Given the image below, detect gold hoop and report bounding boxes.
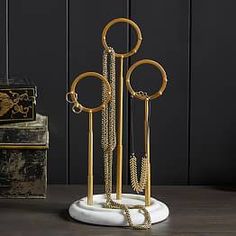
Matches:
[102,18,142,58]
[70,72,111,113]
[126,59,168,100]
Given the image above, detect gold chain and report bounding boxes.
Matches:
[130,154,148,193]
[129,91,149,194]
[102,48,151,230]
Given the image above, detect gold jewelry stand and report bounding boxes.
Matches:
[126,59,168,206]
[102,18,142,199]
[67,19,169,229]
[66,72,111,205]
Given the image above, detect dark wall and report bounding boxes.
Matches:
[7,0,67,184]
[0,0,235,185]
[69,0,129,184]
[190,0,236,184]
[0,0,5,77]
[130,0,189,184]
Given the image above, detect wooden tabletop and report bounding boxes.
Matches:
[0,185,235,235]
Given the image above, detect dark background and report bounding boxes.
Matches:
[0,0,235,185]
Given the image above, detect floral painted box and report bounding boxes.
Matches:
[0,78,37,123]
[0,114,48,198]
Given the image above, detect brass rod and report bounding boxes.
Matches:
[144,98,151,206]
[87,111,93,205]
[116,56,124,200]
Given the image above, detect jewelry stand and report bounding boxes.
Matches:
[67,18,169,229]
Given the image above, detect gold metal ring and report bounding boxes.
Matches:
[70,72,111,113]
[66,91,78,103]
[126,59,168,100]
[72,103,83,114]
[102,18,142,58]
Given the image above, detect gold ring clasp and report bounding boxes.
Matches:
[126,59,168,101]
[102,18,142,58]
[69,72,111,113]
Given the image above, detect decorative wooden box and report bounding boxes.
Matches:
[0,78,37,123]
[0,114,48,198]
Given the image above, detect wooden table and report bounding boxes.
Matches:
[0,185,235,235]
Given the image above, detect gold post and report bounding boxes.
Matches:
[144,98,151,206]
[126,59,168,206]
[68,72,112,205]
[87,110,93,205]
[116,56,124,200]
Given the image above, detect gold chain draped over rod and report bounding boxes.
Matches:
[102,47,151,230]
[126,59,168,206]
[102,18,142,200]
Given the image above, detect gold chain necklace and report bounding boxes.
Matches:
[130,92,149,193]
[102,48,151,230]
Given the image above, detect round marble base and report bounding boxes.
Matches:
[69,193,169,226]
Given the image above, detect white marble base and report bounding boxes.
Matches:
[69,193,169,226]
